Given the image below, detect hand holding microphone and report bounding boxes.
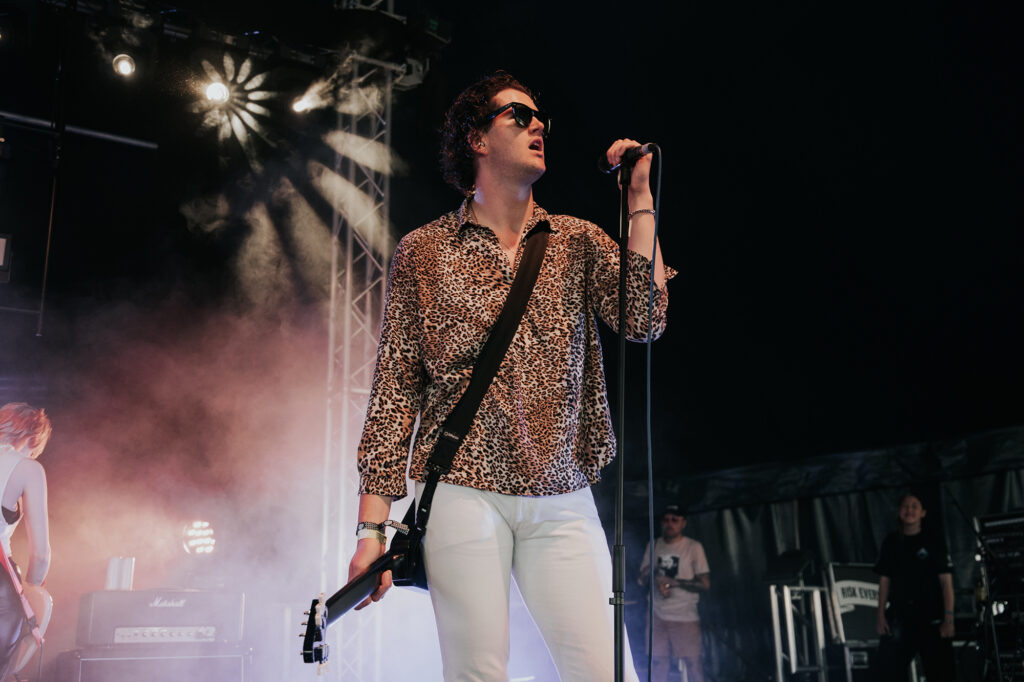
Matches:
[597,138,666,289]
[598,141,657,174]
[600,139,658,197]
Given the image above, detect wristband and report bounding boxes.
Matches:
[356,528,386,544]
[356,521,385,533]
[356,519,411,535]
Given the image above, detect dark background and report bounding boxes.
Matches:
[0,1,1022,679]
[2,0,1021,474]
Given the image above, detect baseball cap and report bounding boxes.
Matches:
[661,503,687,519]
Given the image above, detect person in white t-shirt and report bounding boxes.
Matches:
[639,504,710,682]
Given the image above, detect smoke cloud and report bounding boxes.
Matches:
[1,44,556,680]
[8,298,330,679]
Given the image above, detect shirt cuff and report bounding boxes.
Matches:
[626,250,676,290]
[625,251,670,325]
[358,457,410,499]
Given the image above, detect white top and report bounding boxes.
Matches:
[0,450,26,558]
[639,535,710,622]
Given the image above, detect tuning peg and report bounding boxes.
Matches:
[303,610,310,615]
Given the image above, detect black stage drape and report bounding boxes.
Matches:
[614,426,1024,680]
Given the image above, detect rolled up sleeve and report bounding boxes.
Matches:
[587,224,676,341]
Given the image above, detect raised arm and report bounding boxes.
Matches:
[588,140,674,341]
[605,138,666,288]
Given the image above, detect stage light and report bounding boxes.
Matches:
[205,82,230,104]
[193,54,278,170]
[112,54,135,77]
[182,520,216,555]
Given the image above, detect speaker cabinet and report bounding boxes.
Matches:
[57,644,251,682]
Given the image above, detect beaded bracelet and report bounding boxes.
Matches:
[628,208,656,221]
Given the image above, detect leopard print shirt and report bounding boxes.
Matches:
[357,201,675,498]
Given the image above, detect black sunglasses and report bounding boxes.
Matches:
[482,102,552,137]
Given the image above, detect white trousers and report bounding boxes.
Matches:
[417,482,639,682]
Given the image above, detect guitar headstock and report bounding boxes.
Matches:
[300,594,329,668]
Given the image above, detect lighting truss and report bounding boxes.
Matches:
[320,57,401,682]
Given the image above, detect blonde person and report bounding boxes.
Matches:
[0,402,51,678]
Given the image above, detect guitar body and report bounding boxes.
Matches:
[11,583,52,673]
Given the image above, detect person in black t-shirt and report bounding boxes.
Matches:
[872,491,955,682]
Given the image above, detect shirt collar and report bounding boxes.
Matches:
[456,198,557,235]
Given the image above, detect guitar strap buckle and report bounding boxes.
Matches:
[382,519,410,536]
[425,460,450,476]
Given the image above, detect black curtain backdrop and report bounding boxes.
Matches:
[614,426,1024,680]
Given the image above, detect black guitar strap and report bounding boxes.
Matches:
[407,220,550,535]
[303,226,551,650]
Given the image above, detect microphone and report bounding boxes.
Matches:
[597,142,657,174]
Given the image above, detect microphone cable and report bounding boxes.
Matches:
[642,145,664,682]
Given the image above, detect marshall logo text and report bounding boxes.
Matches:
[148,597,187,608]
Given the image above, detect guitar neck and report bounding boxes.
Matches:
[302,550,411,664]
[322,552,402,627]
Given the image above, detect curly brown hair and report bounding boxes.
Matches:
[439,71,537,195]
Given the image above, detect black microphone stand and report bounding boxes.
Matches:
[607,144,662,682]
[612,162,633,682]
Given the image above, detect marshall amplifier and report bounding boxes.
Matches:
[57,643,251,682]
[76,590,245,646]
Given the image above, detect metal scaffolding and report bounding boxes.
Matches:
[320,60,399,681]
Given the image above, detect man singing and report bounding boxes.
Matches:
[347,71,673,681]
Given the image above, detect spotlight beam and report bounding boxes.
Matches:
[308,160,395,259]
[323,130,406,176]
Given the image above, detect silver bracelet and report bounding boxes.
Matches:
[628,208,656,221]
